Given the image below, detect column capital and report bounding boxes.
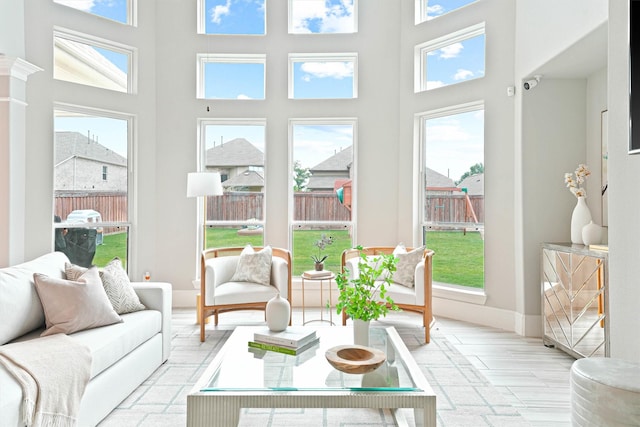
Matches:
[0,55,43,81]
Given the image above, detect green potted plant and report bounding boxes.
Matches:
[335,246,399,345]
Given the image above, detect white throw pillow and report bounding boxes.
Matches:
[393,246,424,288]
[230,245,273,286]
[33,266,122,336]
[99,258,146,314]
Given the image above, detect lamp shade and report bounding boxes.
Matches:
[187,172,223,197]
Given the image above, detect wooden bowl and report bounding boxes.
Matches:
[325,345,387,374]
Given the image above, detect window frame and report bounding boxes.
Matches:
[53,103,135,268]
[414,0,478,25]
[414,22,485,93]
[288,0,358,34]
[196,53,267,100]
[53,27,137,94]
[197,0,267,35]
[288,53,358,99]
[53,0,136,26]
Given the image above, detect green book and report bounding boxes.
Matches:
[248,338,320,356]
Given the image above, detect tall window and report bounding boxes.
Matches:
[420,102,484,289]
[53,106,131,268]
[289,54,357,99]
[199,0,266,35]
[289,0,357,34]
[53,0,133,25]
[54,30,134,93]
[290,120,355,275]
[197,54,266,99]
[200,120,266,249]
[415,23,485,91]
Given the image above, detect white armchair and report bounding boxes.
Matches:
[199,246,292,342]
[340,246,435,343]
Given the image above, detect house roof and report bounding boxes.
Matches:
[55,131,127,166]
[458,173,484,195]
[222,170,264,188]
[307,176,342,191]
[426,168,456,188]
[310,146,352,172]
[206,138,264,167]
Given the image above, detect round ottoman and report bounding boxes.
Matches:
[571,357,640,426]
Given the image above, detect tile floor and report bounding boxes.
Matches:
[102,308,577,426]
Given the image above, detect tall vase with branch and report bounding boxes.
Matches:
[565,164,592,244]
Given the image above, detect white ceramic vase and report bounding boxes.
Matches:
[571,197,592,244]
[266,293,290,332]
[582,221,603,246]
[353,318,370,346]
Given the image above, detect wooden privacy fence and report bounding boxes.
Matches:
[425,194,484,224]
[56,192,480,224]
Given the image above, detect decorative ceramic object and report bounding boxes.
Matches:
[314,261,324,271]
[582,221,603,246]
[353,318,370,346]
[325,344,386,374]
[571,197,592,244]
[266,293,290,332]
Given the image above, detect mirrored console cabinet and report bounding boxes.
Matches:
[541,243,609,358]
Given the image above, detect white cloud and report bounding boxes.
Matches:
[300,61,353,80]
[426,4,444,19]
[454,69,474,80]
[211,0,232,24]
[54,0,96,11]
[236,94,252,99]
[426,80,445,90]
[292,0,354,33]
[439,43,464,59]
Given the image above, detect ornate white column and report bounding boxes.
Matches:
[0,55,42,266]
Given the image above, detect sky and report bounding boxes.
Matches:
[53,0,484,180]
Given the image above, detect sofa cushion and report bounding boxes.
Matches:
[34,267,122,336]
[0,252,68,346]
[393,246,424,288]
[230,245,272,286]
[66,258,146,315]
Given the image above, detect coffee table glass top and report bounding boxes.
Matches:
[201,326,422,392]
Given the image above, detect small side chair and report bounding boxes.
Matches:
[340,246,435,343]
[199,246,292,342]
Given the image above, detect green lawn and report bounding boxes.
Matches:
[94,229,485,289]
[426,231,484,288]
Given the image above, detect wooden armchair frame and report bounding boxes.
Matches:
[199,246,292,342]
[340,246,435,343]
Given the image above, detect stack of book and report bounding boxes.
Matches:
[302,270,333,279]
[248,327,319,356]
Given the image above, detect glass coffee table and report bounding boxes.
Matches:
[187,326,436,426]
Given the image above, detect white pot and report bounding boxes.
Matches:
[353,318,370,346]
[571,197,592,244]
[582,221,603,246]
[266,293,290,332]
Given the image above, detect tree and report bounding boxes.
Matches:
[293,161,311,191]
[456,163,484,185]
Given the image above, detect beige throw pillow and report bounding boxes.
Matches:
[230,245,272,286]
[34,267,122,336]
[393,246,424,288]
[66,258,146,314]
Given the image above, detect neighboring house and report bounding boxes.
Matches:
[425,168,456,193]
[307,146,353,192]
[54,131,127,192]
[205,138,265,190]
[457,173,484,196]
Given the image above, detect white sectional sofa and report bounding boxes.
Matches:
[0,252,172,426]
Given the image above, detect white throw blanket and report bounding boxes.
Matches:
[0,333,92,427]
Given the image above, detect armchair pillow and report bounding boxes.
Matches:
[33,266,122,336]
[392,246,424,288]
[229,245,273,286]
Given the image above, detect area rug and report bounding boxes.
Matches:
[99,313,530,426]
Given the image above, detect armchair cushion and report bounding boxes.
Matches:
[393,246,425,288]
[230,245,272,286]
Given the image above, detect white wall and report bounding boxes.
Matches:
[0,0,25,57]
[608,1,640,361]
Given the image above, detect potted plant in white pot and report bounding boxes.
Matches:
[335,246,399,345]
